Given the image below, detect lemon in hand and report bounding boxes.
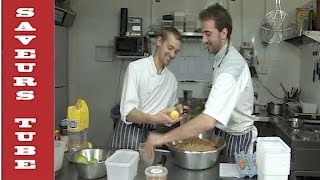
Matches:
[170,109,180,120]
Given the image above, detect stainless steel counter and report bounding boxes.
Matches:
[55,150,256,180]
[270,115,320,179]
[270,115,320,144]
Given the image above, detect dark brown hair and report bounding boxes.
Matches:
[199,3,232,39]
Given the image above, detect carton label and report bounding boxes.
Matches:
[69,120,78,129]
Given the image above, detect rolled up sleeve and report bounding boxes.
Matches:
[120,64,139,124]
[203,73,240,126]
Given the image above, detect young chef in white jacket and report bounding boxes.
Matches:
[145,3,257,161]
[111,27,187,150]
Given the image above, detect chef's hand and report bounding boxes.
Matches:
[150,108,181,124]
[175,104,190,116]
[144,132,164,158]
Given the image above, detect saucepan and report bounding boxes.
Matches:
[267,102,283,115]
[289,118,304,129]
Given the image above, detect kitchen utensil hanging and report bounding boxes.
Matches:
[259,0,294,44]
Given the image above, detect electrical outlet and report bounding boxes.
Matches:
[95,45,113,62]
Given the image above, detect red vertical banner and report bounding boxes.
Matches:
[2,0,54,179]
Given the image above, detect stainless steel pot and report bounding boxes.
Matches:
[165,133,226,170]
[290,118,304,129]
[267,102,283,115]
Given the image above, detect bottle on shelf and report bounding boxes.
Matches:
[317,0,320,30]
[308,6,316,30]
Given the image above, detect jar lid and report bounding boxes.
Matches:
[145,166,168,177]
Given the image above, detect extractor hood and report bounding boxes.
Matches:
[285,31,320,45]
[55,2,76,27]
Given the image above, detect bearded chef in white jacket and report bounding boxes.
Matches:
[145,3,257,162]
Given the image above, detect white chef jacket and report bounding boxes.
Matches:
[203,43,254,134]
[120,55,178,124]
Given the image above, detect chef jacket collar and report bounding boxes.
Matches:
[149,55,167,75]
[214,43,229,65]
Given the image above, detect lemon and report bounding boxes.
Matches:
[88,142,93,148]
[89,158,98,163]
[75,155,88,163]
[170,109,180,120]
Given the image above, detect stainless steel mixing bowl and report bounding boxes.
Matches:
[70,148,113,179]
[166,133,226,170]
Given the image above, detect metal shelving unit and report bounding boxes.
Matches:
[115,55,149,60]
[147,31,202,38]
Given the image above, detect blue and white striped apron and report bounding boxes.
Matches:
[215,128,252,162]
[111,120,155,150]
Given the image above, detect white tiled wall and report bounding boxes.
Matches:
[67,0,316,147]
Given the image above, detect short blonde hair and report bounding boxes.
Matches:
[158,27,182,42]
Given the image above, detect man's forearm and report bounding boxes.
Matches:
[126,108,153,124]
[160,113,216,144]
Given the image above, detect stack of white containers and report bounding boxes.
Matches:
[256,137,291,180]
[184,15,196,32]
[174,12,184,33]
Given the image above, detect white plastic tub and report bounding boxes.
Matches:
[105,149,139,180]
[256,137,291,175]
[302,103,317,114]
[256,148,290,175]
[256,137,291,153]
[257,167,288,180]
[54,140,66,171]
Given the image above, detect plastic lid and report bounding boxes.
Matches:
[105,149,139,167]
[145,166,168,177]
[257,137,291,153]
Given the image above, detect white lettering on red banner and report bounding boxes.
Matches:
[13,7,37,170]
[15,160,36,169]
[3,0,54,178]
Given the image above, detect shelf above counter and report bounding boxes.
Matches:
[114,55,149,60]
[147,31,202,38]
[284,30,320,45]
[302,31,320,42]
